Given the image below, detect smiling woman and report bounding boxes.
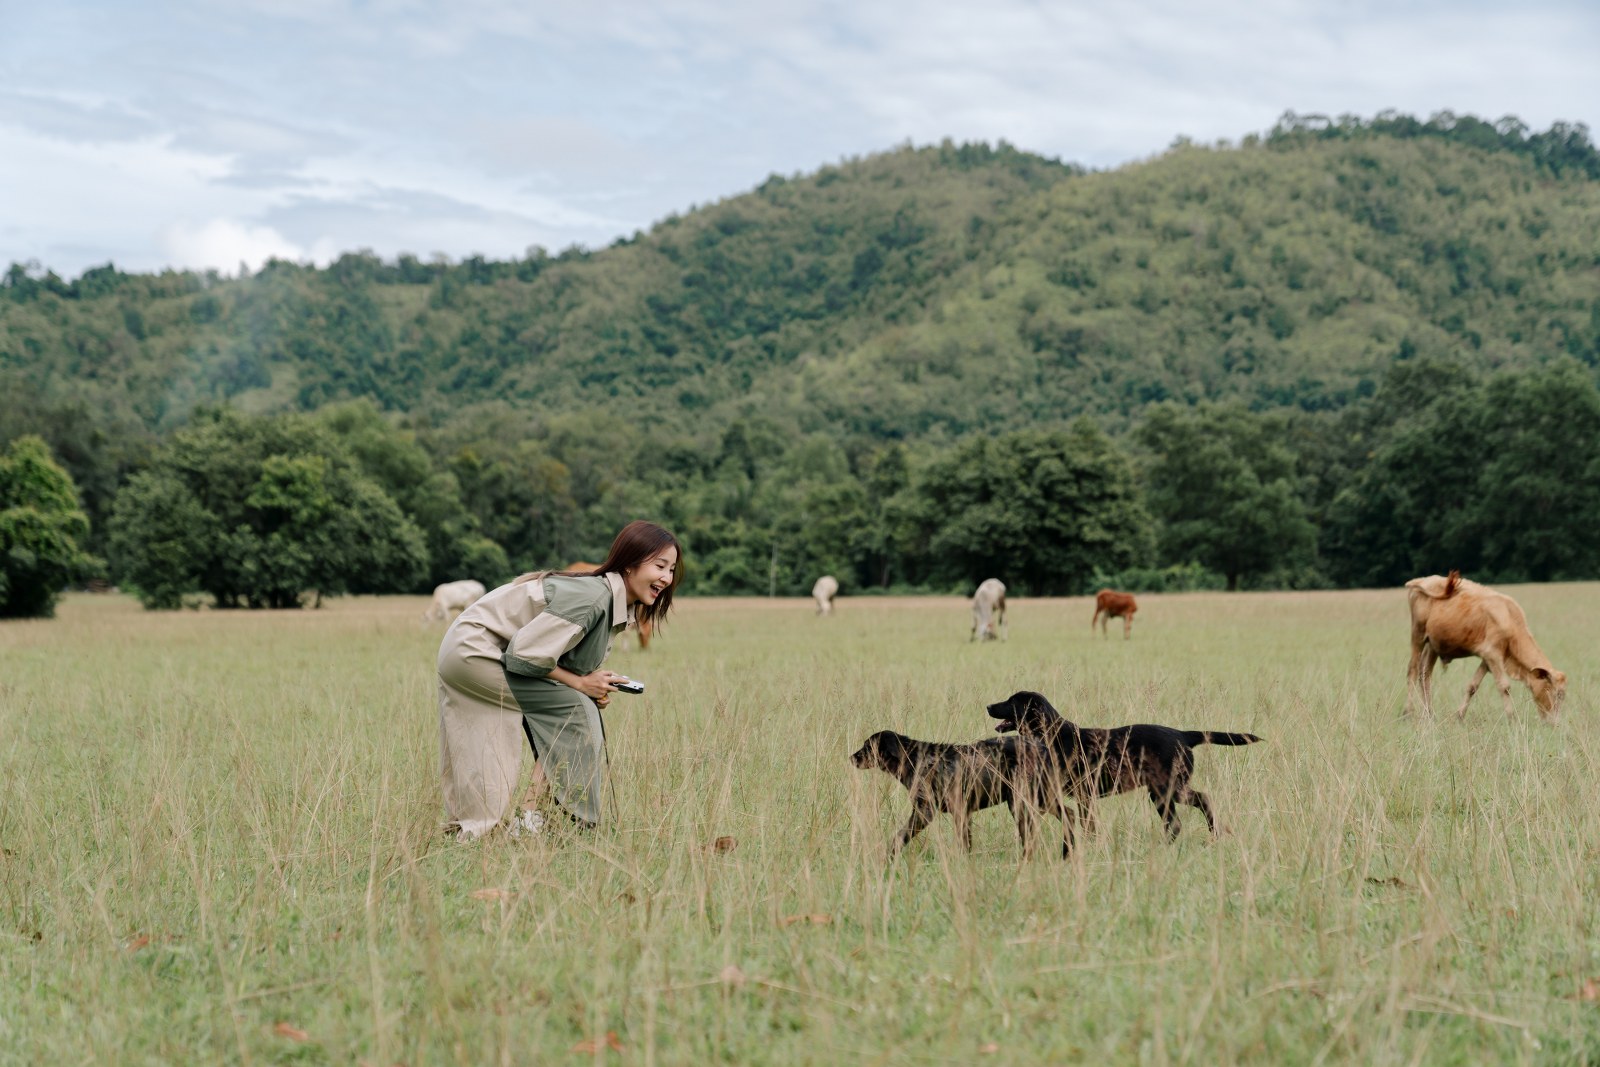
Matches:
[434,519,681,837]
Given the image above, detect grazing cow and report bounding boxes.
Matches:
[970,578,1008,642]
[568,561,652,650]
[1405,571,1566,721]
[423,579,486,624]
[1092,589,1138,639]
[813,575,839,616]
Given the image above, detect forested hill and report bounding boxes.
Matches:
[4,112,1600,598]
[6,113,1599,442]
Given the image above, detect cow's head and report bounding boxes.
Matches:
[1531,667,1567,718]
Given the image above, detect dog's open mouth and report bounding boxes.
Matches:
[993,718,1016,733]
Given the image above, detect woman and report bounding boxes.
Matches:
[436,520,681,837]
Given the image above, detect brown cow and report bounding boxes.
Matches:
[567,561,652,650]
[1092,590,1137,639]
[1405,571,1565,721]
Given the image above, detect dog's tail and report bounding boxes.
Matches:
[1181,731,1263,747]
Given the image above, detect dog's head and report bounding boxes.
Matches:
[986,690,1063,734]
[850,730,912,774]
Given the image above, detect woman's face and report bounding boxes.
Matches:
[623,544,678,607]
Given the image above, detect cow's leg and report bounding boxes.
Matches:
[1405,634,1429,715]
[1416,646,1439,716]
[1122,614,1132,640]
[1454,660,1490,720]
[1489,660,1515,718]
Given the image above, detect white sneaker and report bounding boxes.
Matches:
[508,809,546,838]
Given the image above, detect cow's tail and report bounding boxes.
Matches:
[1182,731,1262,747]
[1404,570,1463,600]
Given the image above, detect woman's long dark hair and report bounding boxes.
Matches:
[523,520,682,628]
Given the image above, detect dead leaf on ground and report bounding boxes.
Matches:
[571,1031,624,1053]
[470,887,511,901]
[1573,978,1600,1002]
[978,1043,1000,1055]
[719,964,747,986]
[779,913,832,927]
[708,836,737,854]
[124,934,151,952]
[273,1022,310,1041]
[1364,876,1412,889]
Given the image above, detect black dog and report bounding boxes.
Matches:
[985,690,1261,842]
[850,730,1073,859]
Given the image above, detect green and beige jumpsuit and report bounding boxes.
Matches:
[436,572,631,836]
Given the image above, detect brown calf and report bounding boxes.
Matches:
[1405,571,1565,721]
[1092,589,1137,639]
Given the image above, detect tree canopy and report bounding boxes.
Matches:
[0,436,96,617]
[4,112,1600,603]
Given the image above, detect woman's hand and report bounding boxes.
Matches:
[569,670,622,702]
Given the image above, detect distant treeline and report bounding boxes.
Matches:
[3,112,1599,611]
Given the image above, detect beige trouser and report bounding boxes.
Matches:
[437,621,527,838]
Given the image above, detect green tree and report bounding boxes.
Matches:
[1136,403,1315,590]
[904,424,1153,595]
[0,436,96,617]
[107,409,427,609]
[1324,359,1600,585]
[316,401,509,587]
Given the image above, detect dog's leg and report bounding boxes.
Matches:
[1178,786,1217,836]
[891,805,935,858]
[1009,800,1037,860]
[1076,795,1098,837]
[1148,787,1182,840]
[953,808,974,852]
[1050,795,1076,858]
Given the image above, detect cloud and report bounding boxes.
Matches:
[5,0,1598,278]
[0,90,162,144]
[160,218,307,273]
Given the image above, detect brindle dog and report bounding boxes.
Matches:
[985,690,1261,842]
[850,730,1073,859]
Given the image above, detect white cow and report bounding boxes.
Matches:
[812,575,839,616]
[423,579,486,624]
[970,578,1008,641]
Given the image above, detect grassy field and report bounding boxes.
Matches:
[1,587,1597,1065]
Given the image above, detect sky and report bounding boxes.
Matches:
[3,0,1597,280]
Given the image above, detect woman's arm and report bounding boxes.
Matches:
[549,666,622,702]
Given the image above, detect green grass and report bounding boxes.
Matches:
[2,588,1597,1065]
